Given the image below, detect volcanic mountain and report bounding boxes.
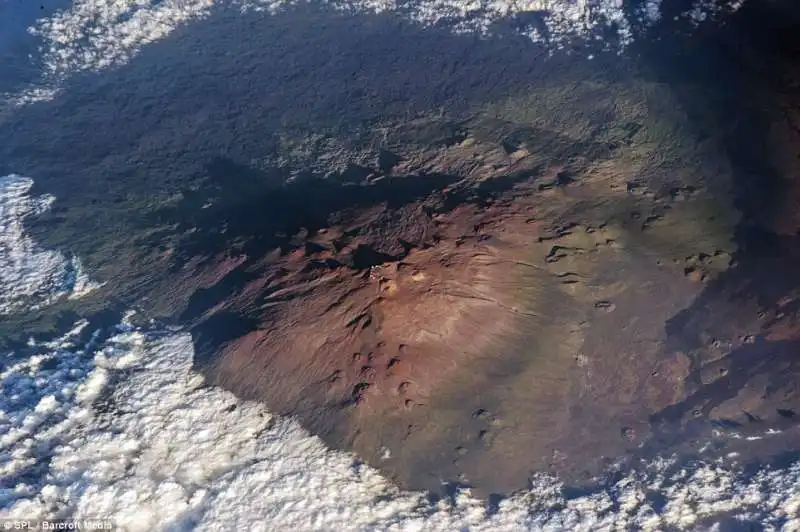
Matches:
[2,0,799,499]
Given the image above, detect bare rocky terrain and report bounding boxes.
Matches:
[2,0,799,498]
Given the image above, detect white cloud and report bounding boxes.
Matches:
[1,313,799,531]
[0,175,98,315]
[6,0,750,105]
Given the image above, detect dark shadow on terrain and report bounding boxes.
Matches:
[160,158,461,257]
[191,311,260,367]
[170,158,465,325]
[160,154,544,259]
[0,2,628,284]
[637,0,800,455]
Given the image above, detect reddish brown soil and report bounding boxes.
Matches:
[157,133,751,494]
[118,3,800,495]
[169,102,800,497]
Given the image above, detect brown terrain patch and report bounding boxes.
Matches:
[178,25,800,491]
[169,130,752,494]
[640,1,800,467]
